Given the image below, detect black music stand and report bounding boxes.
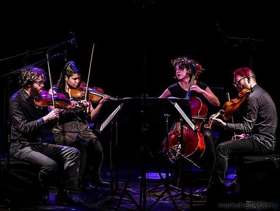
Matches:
[116,97,195,211]
[147,98,201,210]
[146,98,203,211]
[94,101,136,206]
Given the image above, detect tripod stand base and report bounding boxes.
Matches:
[97,188,137,206]
[97,195,131,206]
[149,184,181,197]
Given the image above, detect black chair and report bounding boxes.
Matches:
[236,153,280,201]
[0,157,44,208]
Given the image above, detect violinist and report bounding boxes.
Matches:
[9,66,84,205]
[48,61,110,192]
[203,67,278,208]
[159,56,220,186]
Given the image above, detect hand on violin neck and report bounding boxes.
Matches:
[99,95,110,105]
[211,117,226,128]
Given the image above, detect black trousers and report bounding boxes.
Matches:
[54,126,104,181]
[9,141,80,190]
[212,137,273,187]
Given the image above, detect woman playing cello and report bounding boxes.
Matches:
[159,56,220,184]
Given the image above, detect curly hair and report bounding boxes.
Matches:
[171,56,201,74]
[19,66,46,88]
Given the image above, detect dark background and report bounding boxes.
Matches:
[1,1,279,159]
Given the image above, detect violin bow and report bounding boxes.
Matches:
[46,51,56,108]
[226,92,236,139]
[84,43,95,101]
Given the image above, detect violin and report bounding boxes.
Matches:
[34,90,71,109]
[69,82,118,102]
[204,88,251,128]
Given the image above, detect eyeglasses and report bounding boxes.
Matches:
[34,81,45,86]
[233,76,247,86]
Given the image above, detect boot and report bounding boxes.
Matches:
[39,181,50,205]
[79,177,97,193]
[91,173,110,188]
[56,189,84,206]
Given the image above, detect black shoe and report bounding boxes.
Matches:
[40,194,51,206]
[82,182,98,193]
[56,190,84,206]
[92,177,110,188]
[39,185,50,205]
[78,177,97,193]
[226,179,237,193]
[193,187,208,198]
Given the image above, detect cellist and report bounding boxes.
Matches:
[159,56,220,186]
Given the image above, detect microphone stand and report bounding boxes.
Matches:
[0,54,62,79]
[216,22,264,69]
[0,39,71,63]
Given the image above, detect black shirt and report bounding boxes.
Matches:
[226,84,278,151]
[168,81,207,101]
[9,88,46,143]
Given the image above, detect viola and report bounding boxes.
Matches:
[34,90,71,109]
[69,82,118,102]
[204,88,251,128]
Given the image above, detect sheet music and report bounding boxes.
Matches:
[99,103,123,132]
[170,101,197,131]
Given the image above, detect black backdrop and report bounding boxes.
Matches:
[1,1,279,157]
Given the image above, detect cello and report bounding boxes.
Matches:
[163,63,207,162]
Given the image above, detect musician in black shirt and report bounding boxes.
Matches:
[205,67,278,207]
[9,66,83,205]
[159,56,220,185]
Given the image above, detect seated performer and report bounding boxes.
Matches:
[203,67,278,208]
[9,66,84,205]
[159,56,220,187]
[49,61,110,192]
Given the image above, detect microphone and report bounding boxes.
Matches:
[69,32,78,48]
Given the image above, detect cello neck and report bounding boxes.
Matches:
[186,75,196,100]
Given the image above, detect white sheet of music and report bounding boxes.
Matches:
[99,103,123,132]
[172,101,196,131]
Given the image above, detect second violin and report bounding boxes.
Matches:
[69,82,118,102]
